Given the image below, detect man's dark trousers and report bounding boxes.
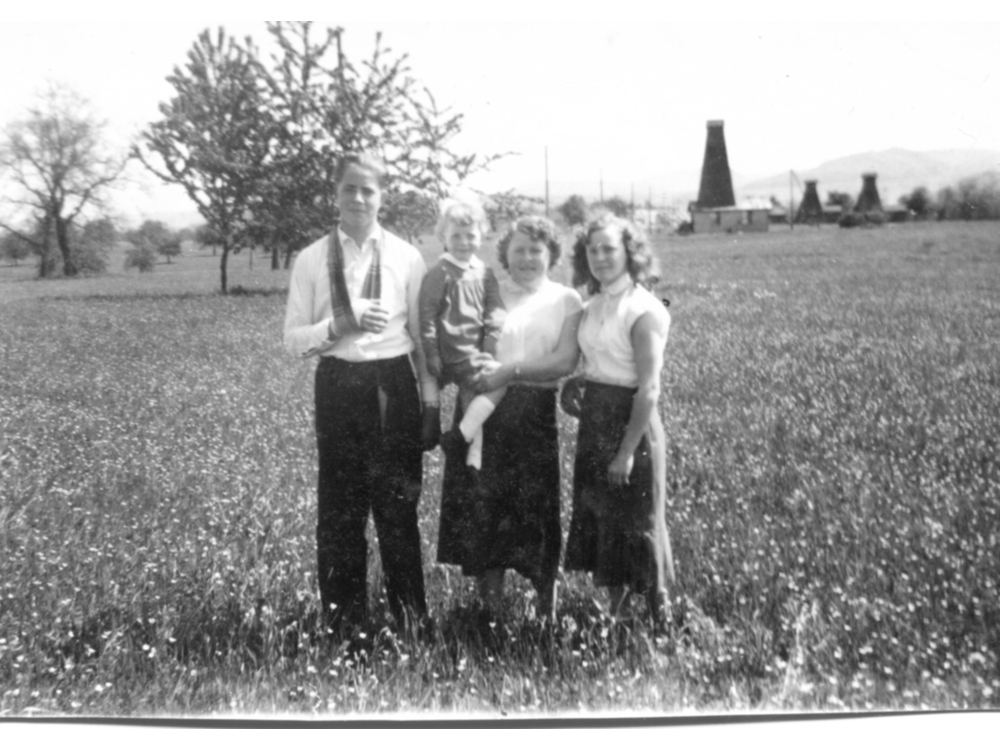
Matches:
[314,353,427,631]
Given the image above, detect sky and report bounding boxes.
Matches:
[2,1,999,227]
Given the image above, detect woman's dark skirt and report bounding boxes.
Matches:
[437,385,561,589]
[565,380,673,593]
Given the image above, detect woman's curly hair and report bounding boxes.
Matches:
[496,215,563,270]
[571,213,660,295]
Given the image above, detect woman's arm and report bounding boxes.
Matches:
[607,311,666,486]
[473,309,583,392]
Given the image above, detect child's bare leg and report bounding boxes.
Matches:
[459,386,507,469]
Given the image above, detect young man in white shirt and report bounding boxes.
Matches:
[284,152,439,637]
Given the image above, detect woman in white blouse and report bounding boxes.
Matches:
[564,214,675,628]
[436,216,583,622]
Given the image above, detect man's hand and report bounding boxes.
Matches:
[359,301,389,334]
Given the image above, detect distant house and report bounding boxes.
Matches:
[822,204,844,223]
[883,204,912,223]
[691,204,771,233]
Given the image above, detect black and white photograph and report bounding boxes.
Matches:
[1,1,999,732]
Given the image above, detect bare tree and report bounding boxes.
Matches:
[0,84,128,277]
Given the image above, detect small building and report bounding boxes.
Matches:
[691,205,771,233]
[769,207,788,225]
[884,204,912,223]
[821,204,844,223]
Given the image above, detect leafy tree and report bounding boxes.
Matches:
[557,194,588,227]
[81,217,118,249]
[139,23,503,286]
[250,22,503,270]
[827,191,853,211]
[484,190,544,232]
[72,217,117,274]
[194,222,223,251]
[900,186,933,219]
[0,230,32,265]
[124,243,157,273]
[176,226,197,243]
[136,28,272,293]
[127,220,181,264]
[592,196,630,218]
[0,84,128,277]
[380,189,438,243]
[938,174,1000,220]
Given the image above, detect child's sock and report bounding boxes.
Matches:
[458,396,495,441]
[459,396,495,471]
[466,427,484,469]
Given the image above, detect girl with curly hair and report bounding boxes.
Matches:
[565,213,675,627]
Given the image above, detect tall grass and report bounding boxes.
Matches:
[1,224,998,716]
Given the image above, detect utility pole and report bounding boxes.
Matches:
[648,186,653,232]
[789,170,794,230]
[544,146,550,217]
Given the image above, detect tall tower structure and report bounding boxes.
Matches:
[854,173,883,213]
[696,120,736,209]
[795,180,823,224]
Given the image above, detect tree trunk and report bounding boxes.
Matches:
[220,244,230,294]
[38,216,56,279]
[271,244,280,271]
[56,217,77,277]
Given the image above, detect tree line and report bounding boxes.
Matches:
[898,173,1000,221]
[1,23,502,291]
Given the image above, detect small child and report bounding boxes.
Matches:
[418,194,506,469]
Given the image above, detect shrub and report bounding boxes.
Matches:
[838,212,863,228]
[124,242,157,272]
[73,241,109,275]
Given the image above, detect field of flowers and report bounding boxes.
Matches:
[1,221,998,717]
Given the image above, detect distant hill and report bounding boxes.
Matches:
[741,148,1000,206]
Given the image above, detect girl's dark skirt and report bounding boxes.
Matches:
[565,380,674,593]
[437,385,561,589]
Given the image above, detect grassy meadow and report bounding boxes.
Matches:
[1,221,999,717]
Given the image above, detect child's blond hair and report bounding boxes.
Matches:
[434,190,489,243]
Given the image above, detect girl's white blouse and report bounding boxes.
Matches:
[578,274,671,388]
[495,276,582,387]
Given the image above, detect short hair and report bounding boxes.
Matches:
[496,215,562,270]
[571,213,660,295]
[334,151,389,188]
[434,194,489,243]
